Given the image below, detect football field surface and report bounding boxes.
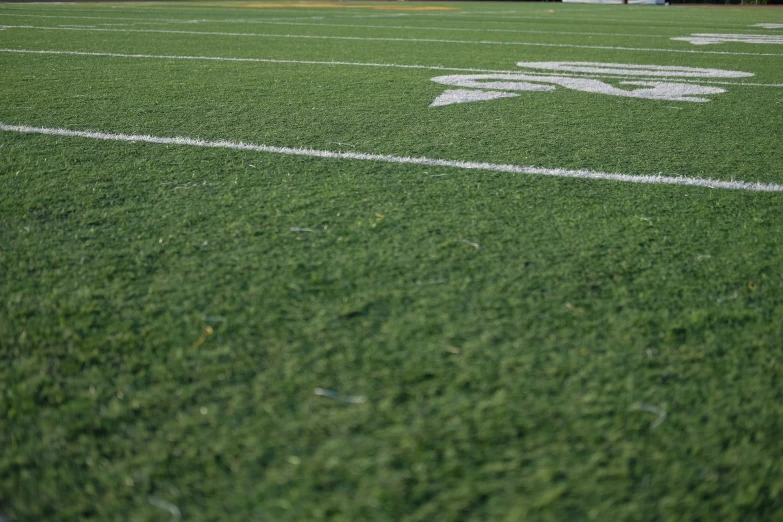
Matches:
[1,1,783,520]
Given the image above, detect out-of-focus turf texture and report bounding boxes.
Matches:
[1,2,783,521]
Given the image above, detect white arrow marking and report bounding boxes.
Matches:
[429,89,519,107]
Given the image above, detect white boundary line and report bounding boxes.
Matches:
[3,24,783,57]
[3,48,782,88]
[1,123,780,193]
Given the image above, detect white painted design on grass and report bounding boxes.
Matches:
[752,23,783,30]
[2,24,783,57]
[514,62,754,79]
[5,48,781,90]
[429,62,750,106]
[673,33,783,46]
[1,123,780,193]
[430,89,520,107]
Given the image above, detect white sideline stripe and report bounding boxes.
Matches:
[1,123,780,193]
[3,24,783,57]
[4,48,783,88]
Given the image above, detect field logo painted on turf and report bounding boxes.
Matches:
[430,62,753,106]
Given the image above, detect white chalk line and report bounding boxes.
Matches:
[1,123,780,193]
[3,24,783,57]
[4,48,782,88]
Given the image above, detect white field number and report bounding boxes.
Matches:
[673,34,783,46]
[430,62,753,106]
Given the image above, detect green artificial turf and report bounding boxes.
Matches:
[1,2,783,521]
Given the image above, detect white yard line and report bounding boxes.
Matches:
[0,5,768,25]
[413,10,766,27]
[398,11,764,28]
[0,12,191,23]
[0,12,358,24]
[3,48,782,88]
[1,123,779,193]
[0,8,774,31]
[0,6,408,20]
[2,24,783,57]
[153,19,675,39]
[0,47,556,74]
[0,12,676,38]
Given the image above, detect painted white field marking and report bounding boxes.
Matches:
[431,74,725,104]
[1,10,770,34]
[409,10,771,29]
[0,11,357,24]
[430,89,520,107]
[1,123,781,193]
[0,12,677,38]
[0,7,412,21]
[0,5,766,27]
[673,34,783,46]
[430,62,754,105]
[515,62,753,79]
[0,12,196,23]
[3,24,783,57]
[0,47,554,75]
[4,48,783,89]
[216,21,654,39]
